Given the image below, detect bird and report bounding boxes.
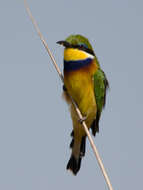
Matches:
[57,34,109,175]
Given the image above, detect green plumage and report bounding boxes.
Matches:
[92,69,109,135]
[94,69,108,114]
[66,34,93,50]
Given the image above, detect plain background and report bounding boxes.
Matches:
[0,0,143,189]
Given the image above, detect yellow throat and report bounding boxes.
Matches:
[64,48,94,62]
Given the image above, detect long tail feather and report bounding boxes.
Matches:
[67,136,86,175]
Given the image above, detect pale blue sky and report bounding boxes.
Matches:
[0,0,143,189]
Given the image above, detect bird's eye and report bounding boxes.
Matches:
[79,43,88,49]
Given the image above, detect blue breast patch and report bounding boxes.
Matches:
[64,58,92,71]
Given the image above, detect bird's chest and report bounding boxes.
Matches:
[64,69,95,112]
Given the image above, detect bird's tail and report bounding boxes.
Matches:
[67,135,86,175]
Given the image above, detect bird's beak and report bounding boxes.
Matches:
[56,40,71,48]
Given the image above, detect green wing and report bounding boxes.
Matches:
[91,69,109,136]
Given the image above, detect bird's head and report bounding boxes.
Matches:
[57,34,95,62]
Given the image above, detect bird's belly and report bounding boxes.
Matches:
[64,71,97,129]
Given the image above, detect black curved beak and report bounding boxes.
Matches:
[56,41,71,48]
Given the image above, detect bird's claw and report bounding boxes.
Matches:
[78,116,87,124]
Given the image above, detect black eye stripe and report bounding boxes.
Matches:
[57,41,95,56]
[69,44,95,56]
[76,45,95,56]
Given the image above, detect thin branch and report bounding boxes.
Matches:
[24,0,64,82]
[24,1,114,190]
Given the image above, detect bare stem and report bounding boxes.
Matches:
[24,1,114,190]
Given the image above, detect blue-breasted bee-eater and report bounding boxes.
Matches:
[57,34,109,175]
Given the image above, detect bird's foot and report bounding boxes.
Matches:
[78,116,87,124]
